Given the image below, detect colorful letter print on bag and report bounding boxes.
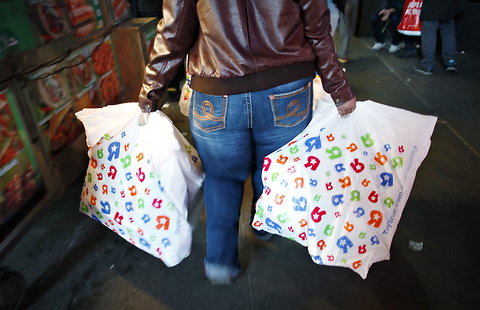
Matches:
[76,102,204,267]
[252,100,437,279]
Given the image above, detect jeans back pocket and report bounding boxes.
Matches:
[192,91,228,132]
[269,81,311,127]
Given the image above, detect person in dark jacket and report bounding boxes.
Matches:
[414,0,467,74]
[370,0,405,53]
[139,0,356,285]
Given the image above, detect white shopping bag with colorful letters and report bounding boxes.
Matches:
[179,73,192,116]
[76,102,204,267]
[252,100,437,279]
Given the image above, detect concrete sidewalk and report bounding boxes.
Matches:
[2,36,480,310]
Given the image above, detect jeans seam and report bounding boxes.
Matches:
[245,93,252,129]
[223,95,229,128]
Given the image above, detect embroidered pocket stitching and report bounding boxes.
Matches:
[192,95,227,132]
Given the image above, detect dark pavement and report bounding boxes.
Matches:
[2,36,480,310]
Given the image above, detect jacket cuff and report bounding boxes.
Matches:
[138,86,166,112]
[138,95,153,112]
[331,82,355,106]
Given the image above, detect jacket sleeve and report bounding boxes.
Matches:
[138,0,199,111]
[298,0,355,106]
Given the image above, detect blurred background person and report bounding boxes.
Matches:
[370,0,405,53]
[335,0,360,63]
[414,0,468,75]
[327,0,340,36]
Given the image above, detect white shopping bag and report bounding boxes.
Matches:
[76,102,204,267]
[252,100,437,279]
[179,74,192,117]
[312,75,333,110]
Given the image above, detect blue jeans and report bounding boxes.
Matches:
[190,78,313,271]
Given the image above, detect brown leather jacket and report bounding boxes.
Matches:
[139,0,354,110]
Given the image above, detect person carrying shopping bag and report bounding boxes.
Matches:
[138,0,356,285]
